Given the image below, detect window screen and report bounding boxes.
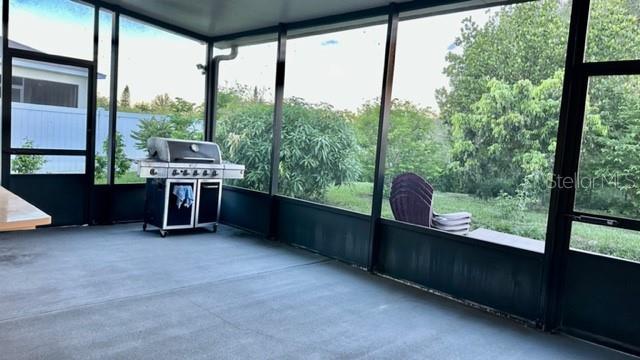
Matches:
[23,78,79,108]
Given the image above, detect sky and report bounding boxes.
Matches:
[218,9,492,112]
[6,0,494,112]
[8,0,207,105]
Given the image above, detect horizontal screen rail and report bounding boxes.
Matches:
[581,59,640,76]
[568,211,640,232]
[6,148,87,156]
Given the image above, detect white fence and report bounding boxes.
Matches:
[10,103,165,174]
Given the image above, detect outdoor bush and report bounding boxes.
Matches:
[216,98,273,191]
[131,97,204,153]
[446,74,563,201]
[131,117,173,151]
[12,138,46,174]
[216,91,362,200]
[279,98,362,200]
[352,100,449,192]
[95,131,131,181]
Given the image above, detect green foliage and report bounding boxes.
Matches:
[577,76,640,217]
[216,96,273,191]
[279,98,361,200]
[437,0,571,121]
[95,131,132,181]
[352,100,449,189]
[12,139,46,174]
[131,117,173,150]
[152,93,173,112]
[216,88,362,200]
[97,95,110,110]
[130,97,204,151]
[447,73,564,200]
[585,0,640,62]
[438,0,640,218]
[120,85,131,109]
[167,98,204,141]
[435,0,575,204]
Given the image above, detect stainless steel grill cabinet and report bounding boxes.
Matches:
[138,137,245,237]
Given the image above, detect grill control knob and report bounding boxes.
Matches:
[172,169,179,176]
[182,169,190,176]
[203,170,209,176]
[212,170,218,177]
[149,168,157,176]
[193,170,199,176]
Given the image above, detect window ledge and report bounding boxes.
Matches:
[467,228,545,254]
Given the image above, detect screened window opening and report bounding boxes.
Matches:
[279,24,387,213]
[215,41,277,193]
[94,9,114,184]
[114,16,206,184]
[585,0,640,62]
[10,155,85,174]
[382,1,572,250]
[571,223,640,263]
[570,75,640,262]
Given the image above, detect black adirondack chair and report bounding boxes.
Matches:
[389,173,472,235]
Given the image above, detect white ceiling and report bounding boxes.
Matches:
[101,0,415,38]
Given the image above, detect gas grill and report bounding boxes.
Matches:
[137,137,245,237]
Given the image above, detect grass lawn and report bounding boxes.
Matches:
[326,182,640,262]
[95,171,145,185]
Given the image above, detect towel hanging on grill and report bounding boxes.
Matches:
[172,185,194,209]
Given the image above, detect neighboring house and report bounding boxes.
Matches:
[0,40,179,175]
[1,37,105,109]
[0,38,113,174]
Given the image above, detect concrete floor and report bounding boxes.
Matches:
[0,224,635,359]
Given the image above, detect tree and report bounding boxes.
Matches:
[436,0,571,122]
[151,93,173,112]
[584,0,640,62]
[437,0,640,210]
[279,98,361,200]
[131,117,173,150]
[216,100,273,191]
[216,90,361,200]
[95,131,132,181]
[352,100,449,189]
[12,139,46,174]
[120,85,131,109]
[578,76,640,217]
[167,98,204,141]
[447,73,564,200]
[130,97,203,151]
[96,95,110,110]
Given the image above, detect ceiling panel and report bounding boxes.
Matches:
[101,0,411,38]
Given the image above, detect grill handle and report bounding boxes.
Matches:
[176,157,217,162]
[202,184,219,189]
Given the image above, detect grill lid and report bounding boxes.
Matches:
[147,137,221,164]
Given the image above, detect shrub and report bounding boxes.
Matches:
[12,139,46,174]
[216,93,362,200]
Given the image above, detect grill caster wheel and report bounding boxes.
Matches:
[212,224,218,233]
[142,223,147,231]
[160,230,167,238]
